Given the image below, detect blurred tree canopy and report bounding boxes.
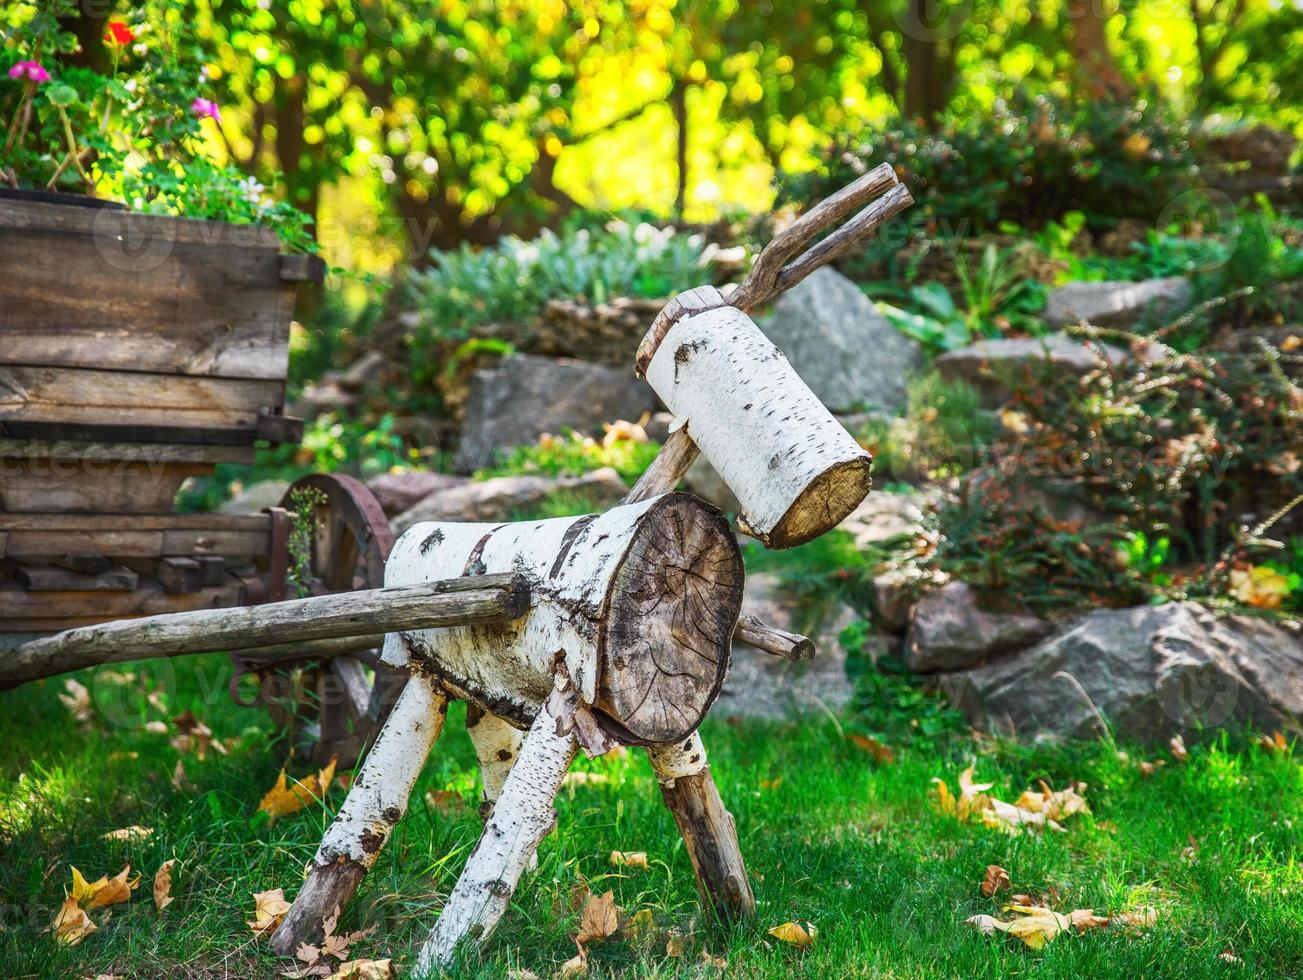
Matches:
[46,0,1303,269]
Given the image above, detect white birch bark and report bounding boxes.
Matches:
[466,708,523,813]
[642,305,873,549]
[414,683,579,975]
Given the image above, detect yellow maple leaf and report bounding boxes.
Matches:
[51,896,97,945]
[258,756,338,819]
[1002,906,1070,950]
[71,865,140,909]
[609,851,649,869]
[933,765,993,822]
[153,859,176,912]
[1229,565,1291,610]
[768,921,817,948]
[248,887,292,936]
[576,889,618,944]
[326,960,392,980]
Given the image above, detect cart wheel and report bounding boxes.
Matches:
[261,473,407,768]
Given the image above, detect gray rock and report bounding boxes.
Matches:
[905,581,1052,672]
[1044,276,1192,329]
[454,354,656,472]
[935,334,1133,406]
[946,602,1303,742]
[683,455,739,513]
[367,470,468,517]
[392,467,627,533]
[838,491,927,548]
[716,571,865,720]
[758,267,924,413]
[218,479,290,514]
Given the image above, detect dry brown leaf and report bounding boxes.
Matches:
[601,419,649,447]
[145,720,169,735]
[1114,905,1158,929]
[981,865,1011,897]
[51,896,97,945]
[1138,760,1164,778]
[576,890,618,943]
[1218,950,1243,965]
[665,933,686,957]
[759,776,784,791]
[700,950,728,969]
[72,865,140,909]
[609,851,649,870]
[249,888,292,936]
[558,943,588,978]
[59,679,92,723]
[424,789,463,815]
[171,710,227,759]
[982,798,1066,834]
[768,921,816,949]
[1067,908,1110,932]
[102,825,153,842]
[1012,781,1090,822]
[259,757,339,820]
[1255,731,1289,754]
[965,913,1003,936]
[1169,734,1189,762]
[1001,906,1069,950]
[325,960,391,980]
[848,733,895,764]
[153,859,175,912]
[933,765,994,822]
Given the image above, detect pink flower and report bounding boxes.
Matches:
[8,60,51,83]
[190,96,221,124]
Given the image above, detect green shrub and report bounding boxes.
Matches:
[778,93,1200,238]
[475,428,661,488]
[855,374,995,485]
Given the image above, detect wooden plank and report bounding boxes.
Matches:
[0,366,284,431]
[0,198,295,380]
[0,419,271,447]
[155,557,204,594]
[0,574,531,689]
[0,438,257,464]
[0,458,209,513]
[15,564,138,592]
[0,578,246,623]
[0,513,272,559]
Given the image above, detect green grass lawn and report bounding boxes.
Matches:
[1,653,1300,979]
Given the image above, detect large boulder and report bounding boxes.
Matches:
[715,571,865,720]
[905,581,1052,672]
[935,334,1136,406]
[367,471,468,517]
[453,354,656,472]
[392,467,628,533]
[758,267,924,414]
[1043,277,1191,330]
[946,602,1303,741]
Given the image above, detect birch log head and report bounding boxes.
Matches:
[642,305,873,549]
[381,494,743,745]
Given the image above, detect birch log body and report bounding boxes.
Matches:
[643,305,873,549]
[381,494,742,745]
[272,675,448,955]
[466,704,523,817]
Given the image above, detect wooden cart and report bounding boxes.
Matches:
[0,195,413,765]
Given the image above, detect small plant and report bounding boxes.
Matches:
[476,428,661,488]
[855,373,994,484]
[0,1,314,249]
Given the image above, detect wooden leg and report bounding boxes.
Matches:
[647,732,756,922]
[415,687,578,975]
[465,704,523,818]
[272,675,448,955]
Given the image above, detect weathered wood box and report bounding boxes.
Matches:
[0,195,320,445]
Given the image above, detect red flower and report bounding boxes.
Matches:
[104,21,135,46]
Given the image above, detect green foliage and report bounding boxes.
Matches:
[475,429,661,488]
[0,1,314,249]
[406,219,719,342]
[780,94,1201,236]
[855,374,995,484]
[741,530,878,636]
[1195,200,1303,322]
[1262,537,1303,612]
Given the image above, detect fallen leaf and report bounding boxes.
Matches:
[1114,905,1158,929]
[249,888,292,936]
[982,797,1065,834]
[1001,906,1069,950]
[601,419,648,448]
[1169,734,1188,762]
[665,932,686,957]
[51,896,96,945]
[1255,731,1289,754]
[59,679,92,723]
[71,865,140,909]
[259,757,339,820]
[759,776,784,791]
[171,710,227,759]
[768,921,816,948]
[326,960,391,980]
[1138,760,1165,778]
[1012,781,1090,822]
[849,733,895,764]
[576,890,618,943]
[932,765,993,822]
[1067,908,1110,932]
[558,943,588,977]
[171,758,189,791]
[981,865,1011,897]
[700,950,728,969]
[1218,950,1243,964]
[424,789,462,815]
[153,860,175,912]
[965,913,1003,936]
[145,720,169,735]
[609,851,649,870]
[102,825,153,842]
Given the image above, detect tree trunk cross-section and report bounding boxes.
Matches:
[382,494,742,746]
[595,496,741,742]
